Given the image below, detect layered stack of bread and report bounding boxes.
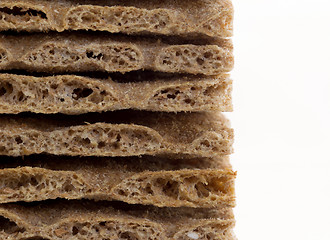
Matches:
[0,0,235,239]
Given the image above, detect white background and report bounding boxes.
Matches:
[231,0,330,239]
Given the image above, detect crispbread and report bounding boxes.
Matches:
[0,155,235,207]
[0,0,233,38]
[0,33,234,74]
[0,200,235,240]
[0,0,237,238]
[0,73,232,114]
[0,111,233,157]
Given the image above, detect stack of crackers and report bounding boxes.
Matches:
[0,0,235,239]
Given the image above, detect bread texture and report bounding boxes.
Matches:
[0,0,233,38]
[0,155,235,207]
[0,111,233,157]
[0,33,234,74]
[0,200,235,240]
[0,73,233,114]
[0,45,10,68]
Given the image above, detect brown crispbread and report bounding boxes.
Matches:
[0,0,236,237]
[0,33,234,74]
[0,155,235,207]
[0,111,234,157]
[0,0,233,38]
[0,73,233,114]
[0,200,235,240]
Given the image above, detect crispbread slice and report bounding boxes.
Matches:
[0,73,232,114]
[0,33,233,74]
[0,200,235,240]
[0,111,233,157]
[0,0,233,38]
[0,155,235,207]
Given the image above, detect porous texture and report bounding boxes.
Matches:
[0,45,10,67]
[0,33,233,74]
[0,155,235,207]
[0,200,235,240]
[0,73,232,114]
[155,44,233,74]
[0,111,233,157]
[0,0,233,38]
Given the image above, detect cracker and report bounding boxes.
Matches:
[0,111,233,157]
[0,33,234,74]
[0,199,235,240]
[0,155,235,207]
[0,0,233,38]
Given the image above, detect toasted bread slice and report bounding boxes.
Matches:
[0,155,235,207]
[0,33,233,74]
[0,111,233,157]
[0,199,235,240]
[0,0,233,38]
